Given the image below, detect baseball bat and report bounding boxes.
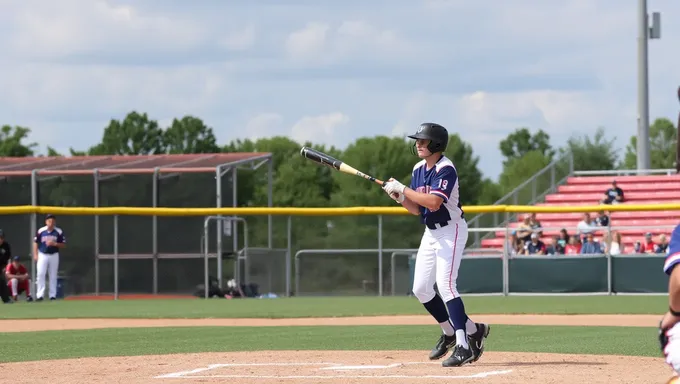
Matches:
[299,146,384,185]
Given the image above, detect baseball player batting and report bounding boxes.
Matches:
[382,123,490,367]
[33,214,65,301]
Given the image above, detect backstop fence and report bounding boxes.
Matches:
[0,204,674,299]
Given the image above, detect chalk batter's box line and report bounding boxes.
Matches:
[155,362,513,380]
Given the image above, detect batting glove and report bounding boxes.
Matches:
[383,178,406,195]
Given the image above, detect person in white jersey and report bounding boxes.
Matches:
[381,122,490,367]
[33,214,66,301]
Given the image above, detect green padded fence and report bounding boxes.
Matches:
[508,255,609,293]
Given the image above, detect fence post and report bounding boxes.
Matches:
[286,215,292,297]
[114,215,119,301]
[502,211,510,296]
[378,214,383,297]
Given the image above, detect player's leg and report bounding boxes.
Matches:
[434,222,476,367]
[412,231,456,360]
[8,278,17,300]
[20,279,32,301]
[48,254,59,300]
[36,252,48,300]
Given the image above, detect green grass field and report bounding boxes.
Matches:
[0,295,668,363]
[0,295,669,319]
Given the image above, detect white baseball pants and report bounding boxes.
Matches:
[36,252,59,299]
[412,220,469,303]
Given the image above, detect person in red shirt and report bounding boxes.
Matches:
[564,235,582,255]
[6,256,32,302]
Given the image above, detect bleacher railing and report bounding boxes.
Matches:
[467,152,574,248]
[2,203,676,299]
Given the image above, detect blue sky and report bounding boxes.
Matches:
[0,0,678,180]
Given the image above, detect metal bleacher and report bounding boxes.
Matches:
[481,173,680,250]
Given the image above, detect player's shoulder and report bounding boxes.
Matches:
[54,227,64,235]
[412,159,427,172]
[37,225,48,234]
[434,156,456,173]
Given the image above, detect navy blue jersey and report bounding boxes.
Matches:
[409,155,464,227]
[34,226,65,254]
[664,224,680,275]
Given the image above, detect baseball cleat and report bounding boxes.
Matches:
[429,334,456,360]
[49,297,56,301]
[468,323,491,362]
[442,344,474,367]
[35,297,43,302]
[26,296,33,302]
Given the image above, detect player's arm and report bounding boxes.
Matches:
[53,231,66,248]
[405,165,456,211]
[399,197,421,216]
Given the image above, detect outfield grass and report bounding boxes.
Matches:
[0,325,659,363]
[0,295,667,319]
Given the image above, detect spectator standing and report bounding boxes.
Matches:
[577,213,596,241]
[581,233,603,254]
[525,233,546,255]
[516,216,533,244]
[528,213,543,237]
[599,180,624,205]
[596,210,610,227]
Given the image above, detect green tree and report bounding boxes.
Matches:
[163,116,220,154]
[498,150,552,197]
[560,127,619,171]
[623,117,677,169]
[445,134,484,206]
[499,128,554,166]
[478,178,503,205]
[0,125,37,157]
[88,111,165,155]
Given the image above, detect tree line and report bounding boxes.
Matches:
[1,111,677,209]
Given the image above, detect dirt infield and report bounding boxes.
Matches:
[2,314,676,383]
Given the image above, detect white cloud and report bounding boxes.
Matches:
[290,112,350,144]
[245,113,284,140]
[220,25,256,51]
[391,92,429,136]
[284,22,330,58]
[6,0,205,59]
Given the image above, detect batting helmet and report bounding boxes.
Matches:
[407,123,449,154]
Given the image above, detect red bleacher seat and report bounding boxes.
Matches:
[481,173,680,253]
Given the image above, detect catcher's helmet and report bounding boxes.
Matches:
[408,123,449,154]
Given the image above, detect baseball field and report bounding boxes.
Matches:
[0,295,675,383]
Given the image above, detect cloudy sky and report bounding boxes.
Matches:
[0,0,678,180]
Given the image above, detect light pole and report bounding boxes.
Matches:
[637,0,661,172]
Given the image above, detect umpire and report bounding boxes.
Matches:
[0,230,13,303]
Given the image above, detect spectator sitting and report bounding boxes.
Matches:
[506,231,520,256]
[642,232,656,254]
[525,233,546,255]
[656,234,669,254]
[596,210,610,227]
[599,180,624,205]
[631,241,643,254]
[5,256,32,302]
[565,235,582,255]
[558,228,569,249]
[546,235,564,255]
[581,233,603,254]
[516,216,533,244]
[604,231,623,255]
[577,213,596,241]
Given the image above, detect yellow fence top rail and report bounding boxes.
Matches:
[0,203,679,216]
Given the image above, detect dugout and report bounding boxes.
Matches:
[0,153,273,296]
